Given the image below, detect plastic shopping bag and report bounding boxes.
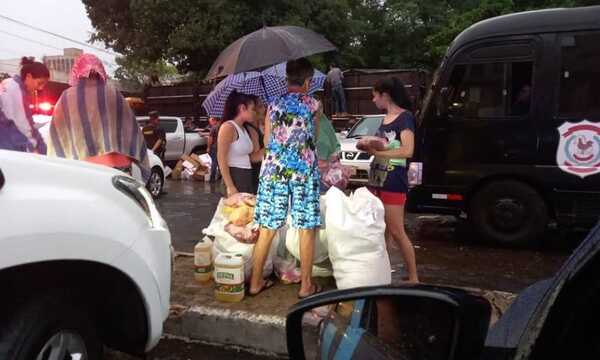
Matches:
[325,187,391,289]
[285,196,329,264]
[204,199,274,281]
[321,160,352,191]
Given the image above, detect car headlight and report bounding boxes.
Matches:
[112,175,164,228]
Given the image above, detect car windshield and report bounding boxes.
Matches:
[347,116,384,138]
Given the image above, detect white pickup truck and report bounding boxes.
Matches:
[0,150,172,359]
[137,116,208,162]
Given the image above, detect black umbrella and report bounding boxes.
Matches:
[205,26,336,80]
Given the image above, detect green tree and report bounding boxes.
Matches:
[426,0,600,61]
[113,56,178,91]
[426,0,515,61]
[84,0,600,77]
[84,0,359,75]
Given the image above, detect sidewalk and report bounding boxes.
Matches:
[164,254,517,357]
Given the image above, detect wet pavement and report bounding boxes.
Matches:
[106,338,271,360]
[157,180,580,294]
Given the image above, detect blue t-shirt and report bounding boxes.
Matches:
[368,111,415,193]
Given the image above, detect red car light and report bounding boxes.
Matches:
[38,102,53,112]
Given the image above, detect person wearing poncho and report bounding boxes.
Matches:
[47,54,149,178]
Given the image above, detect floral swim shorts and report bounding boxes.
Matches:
[254,175,321,230]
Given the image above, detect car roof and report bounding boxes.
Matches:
[448,6,600,56]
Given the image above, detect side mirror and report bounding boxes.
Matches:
[286,285,491,360]
[339,130,348,138]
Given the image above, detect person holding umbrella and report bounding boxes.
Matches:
[250,58,323,298]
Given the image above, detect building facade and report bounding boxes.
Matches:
[43,48,83,83]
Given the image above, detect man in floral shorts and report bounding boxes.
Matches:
[249,58,322,299]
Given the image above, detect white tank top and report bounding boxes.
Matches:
[227,121,253,169]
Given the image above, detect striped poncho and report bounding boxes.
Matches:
[47,78,149,178]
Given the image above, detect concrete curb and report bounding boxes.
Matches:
[165,289,516,357]
[166,305,288,357]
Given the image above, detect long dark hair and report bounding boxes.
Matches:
[20,57,50,79]
[373,76,412,110]
[222,91,257,121]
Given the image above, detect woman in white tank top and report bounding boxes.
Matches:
[217,91,262,195]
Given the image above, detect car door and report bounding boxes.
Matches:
[423,39,540,189]
[537,31,600,224]
[160,118,184,161]
[512,223,600,359]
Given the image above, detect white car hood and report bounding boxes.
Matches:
[339,137,360,152]
[0,149,121,179]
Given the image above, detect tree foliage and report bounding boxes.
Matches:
[83,0,599,78]
[113,56,178,91]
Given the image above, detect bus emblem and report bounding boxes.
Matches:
[556,121,600,178]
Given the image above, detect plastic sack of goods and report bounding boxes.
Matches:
[203,194,275,281]
[204,187,390,289]
[325,187,392,289]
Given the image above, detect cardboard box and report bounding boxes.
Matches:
[177,154,208,181]
[171,160,184,180]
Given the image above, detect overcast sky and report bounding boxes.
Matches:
[0,0,117,73]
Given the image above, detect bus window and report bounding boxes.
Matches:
[447,61,533,119]
[559,33,600,119]
[510,62,533,116]
[450,63,505,118]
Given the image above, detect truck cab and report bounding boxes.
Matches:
[137,116,207,162]
[409,6,600,246]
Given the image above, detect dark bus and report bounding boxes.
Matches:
[408,6,600,246]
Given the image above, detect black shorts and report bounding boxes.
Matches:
[223,167,255,195]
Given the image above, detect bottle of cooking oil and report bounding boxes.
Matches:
[214,253,245,302]
[194,237,213,284]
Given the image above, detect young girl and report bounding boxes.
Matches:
[217,91,259,195]
[0,57,49,153]
[368,76,419,283]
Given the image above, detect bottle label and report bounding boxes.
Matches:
[194,264,214,274]
[215,268,243,285]
[215,283,244,294]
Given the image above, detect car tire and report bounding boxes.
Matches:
[469,180,548,247]
[0,291,103,360]
[147,166,164,199]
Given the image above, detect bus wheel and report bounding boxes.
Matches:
[469,180,548,247]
